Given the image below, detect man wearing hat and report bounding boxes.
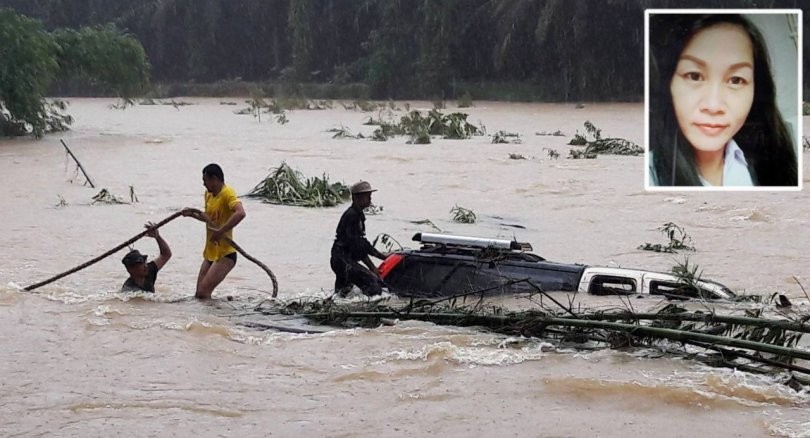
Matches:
[330,180,387,296]
[121,222,172,292]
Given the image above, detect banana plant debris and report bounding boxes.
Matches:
[568,121,643,156]
[245,162,350,207]
[252,288,810,391]
[638,222,697,253]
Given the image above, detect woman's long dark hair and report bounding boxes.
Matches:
[649,14,797,186]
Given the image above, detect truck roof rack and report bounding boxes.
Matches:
[412,232,533,252]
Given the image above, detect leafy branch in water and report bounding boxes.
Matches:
[536,130,565,136]
[368,110,481,144]
[91,188,128,205]
[451,205,476,223]
[410,218,443,232]
[568,149,596,159]
[567,121,642,155]
[327,124,364,139]
[491,130,522,144]
[670,257,705,298]
[639,222,696,253]
[245,162,350,207]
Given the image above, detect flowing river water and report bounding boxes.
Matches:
[1,99,809,437]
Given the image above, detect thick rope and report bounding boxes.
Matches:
[24,210,278,297]
[183,208,278,297]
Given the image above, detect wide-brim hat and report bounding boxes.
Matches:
[350,181,377,194]
[122,249,147,266]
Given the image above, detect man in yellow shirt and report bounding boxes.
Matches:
[182,163,246,299]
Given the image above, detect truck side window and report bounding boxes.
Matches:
[650,281,708,299]
[589,275,636,295]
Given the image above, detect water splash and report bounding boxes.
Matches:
[381,340,554,366]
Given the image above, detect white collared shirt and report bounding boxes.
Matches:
[698,139,753,187]
[648,139,754,187]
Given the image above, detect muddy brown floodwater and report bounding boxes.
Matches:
[1,99,809,437]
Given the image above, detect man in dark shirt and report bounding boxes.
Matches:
[122,222,172,292]
[330,181,387,296]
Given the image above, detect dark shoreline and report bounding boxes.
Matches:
[51,79,643,104]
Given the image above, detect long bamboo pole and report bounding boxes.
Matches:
[305,311,810,361]
[569,312,810,334]
[24,210,278,297]
[24,211,183,291]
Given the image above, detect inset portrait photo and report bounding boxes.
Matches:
[645,9,802,190]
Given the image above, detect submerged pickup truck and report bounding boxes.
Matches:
[378,232,735,300]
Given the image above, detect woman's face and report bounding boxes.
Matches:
[669,23,754,154]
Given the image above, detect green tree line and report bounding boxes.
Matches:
[1,0,808,101]
[0,9,148,137]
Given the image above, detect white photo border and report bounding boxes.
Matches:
[644,8,803,192]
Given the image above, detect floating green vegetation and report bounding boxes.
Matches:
[236,94,329,120]
[400,111,433,144]
[491,130,521,144]
[670,257,705,298]
[638,222,696,253]
[508,153,526,160]
[262,289,810,389]
[536,130,565,136]
[275,112,289,125]
[356,109,481,143]
[162,99,193,107]
[568,121,643,155]
[238,94,267,120]
[137,98,193,110]
[568,149,596,159]
[545,148,560,159]
[451,205,476,224]
[245,162,350,207]
[342,99,379,112]
[410,218,443,232]
[327,125,364,139]
[403,110,480,141]
[568,133,587,146]
[108,98,136,110]
[91,188,128,205]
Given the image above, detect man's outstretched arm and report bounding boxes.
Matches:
[145,221,172,270]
